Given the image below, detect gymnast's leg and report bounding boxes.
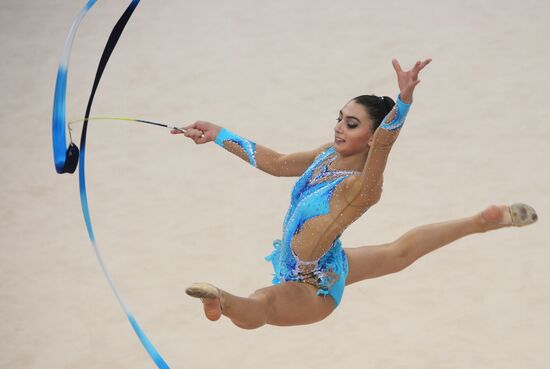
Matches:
[186,281,335,329]
[345,204,537,285]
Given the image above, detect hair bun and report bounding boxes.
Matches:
[351,94,397,132]
[381,96,395,115]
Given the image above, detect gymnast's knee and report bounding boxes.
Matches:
[378,241,413,274]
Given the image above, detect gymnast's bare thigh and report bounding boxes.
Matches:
[258,281,336,326]
[344,242,402,285]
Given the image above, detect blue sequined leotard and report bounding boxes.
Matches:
[265,146,355,305]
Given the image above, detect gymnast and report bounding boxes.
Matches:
[171,58,537,329]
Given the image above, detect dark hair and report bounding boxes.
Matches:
[352,95,395,132]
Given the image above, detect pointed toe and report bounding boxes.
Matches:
[186,283,220,299]
[509,203,538,227]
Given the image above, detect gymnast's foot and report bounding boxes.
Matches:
[480,203,538,231]
[186,282,224,321]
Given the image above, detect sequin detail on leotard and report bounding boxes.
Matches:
[215,127,257,166]
[265,147,355,306]
[380,95,411,131]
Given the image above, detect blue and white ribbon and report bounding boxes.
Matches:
[52,2,170,368]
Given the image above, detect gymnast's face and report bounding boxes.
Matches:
[333,100,374,156]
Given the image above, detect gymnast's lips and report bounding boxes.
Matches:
[334,136,345,143]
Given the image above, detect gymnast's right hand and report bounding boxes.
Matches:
[171,121,222,144]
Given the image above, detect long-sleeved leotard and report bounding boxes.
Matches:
[215,95,411,305]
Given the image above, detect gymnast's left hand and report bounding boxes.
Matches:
[392,58,432,103]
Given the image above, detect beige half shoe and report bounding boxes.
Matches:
[509,203,538,227]
[185,282,220,299]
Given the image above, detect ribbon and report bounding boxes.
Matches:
[52,0,97,173]
[52,2,170,368]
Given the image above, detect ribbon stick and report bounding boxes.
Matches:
[68,116,186,132]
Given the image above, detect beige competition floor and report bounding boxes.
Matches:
[1,0,549,368]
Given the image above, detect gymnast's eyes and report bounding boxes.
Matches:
[336,116,358,128]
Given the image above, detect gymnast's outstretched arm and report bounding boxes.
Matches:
[171,121,330,177]
[347,58,432,207]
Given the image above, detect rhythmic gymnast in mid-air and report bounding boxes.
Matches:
[171,58,537,329]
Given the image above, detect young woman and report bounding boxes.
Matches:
[171,58,537,330]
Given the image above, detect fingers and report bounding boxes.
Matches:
[393,57,432,75]
[185,127,205,140]
[193,134,210,145]
[180,121,206,136]
[171,124,207,142]
[407,58,432,80]
[417,58,432,71]
[182,122,199,131]
[399,58,432,73]
[415,59,432,75]
[412,58,432,73]
[392,59,403,73]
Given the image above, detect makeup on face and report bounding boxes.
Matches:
[333,101,373,155]
[336,113,360,129]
